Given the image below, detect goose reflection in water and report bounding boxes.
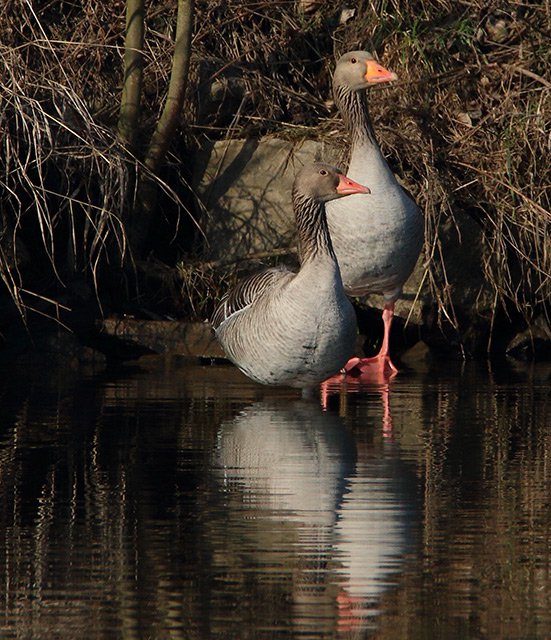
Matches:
[212,398,417,635]
[322,365,397,436]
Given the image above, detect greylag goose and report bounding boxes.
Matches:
[211,163,370,389]
[326,51,424,374]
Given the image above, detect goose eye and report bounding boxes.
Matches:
[350,57,357,64]
[319,169,328,176]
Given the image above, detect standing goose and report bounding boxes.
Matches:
[326,51,424,374]
[212,163,371,389]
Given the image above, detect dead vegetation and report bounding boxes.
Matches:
[0,0,549,353]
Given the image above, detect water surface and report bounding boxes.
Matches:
[0,357,549,639]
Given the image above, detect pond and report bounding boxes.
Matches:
[0,356,549,639]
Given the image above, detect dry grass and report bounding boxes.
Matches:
[0,0,548,351]
[0,1,187,322]
[187,0,550,341]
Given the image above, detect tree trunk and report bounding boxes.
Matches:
[118,0,144,150]
[130,0,195,258]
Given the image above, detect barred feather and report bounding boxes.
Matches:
[211,267,293,330]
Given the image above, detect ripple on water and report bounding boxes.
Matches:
[0,359,549,639]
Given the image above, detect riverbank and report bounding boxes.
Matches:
[0,1,549,362]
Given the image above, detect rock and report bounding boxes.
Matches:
[99,318,225,359]
[401,340,430,364]
[1,325,107,372]
[506,315,551,361]
[193,137,323,262]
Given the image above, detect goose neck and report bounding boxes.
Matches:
[334,84,377,147]
[293,194,336,265]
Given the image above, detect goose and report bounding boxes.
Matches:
[211,163,371,389]
[326,51,424,374]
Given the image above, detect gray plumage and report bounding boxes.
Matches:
[212,163,368,388]
[326,51,424,304]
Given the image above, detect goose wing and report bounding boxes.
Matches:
[211,266,294,330]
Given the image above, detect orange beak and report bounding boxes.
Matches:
[336,174,371,195]
[364,59,398,84]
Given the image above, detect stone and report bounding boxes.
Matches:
[506,315,551,361]
[193,137,323,262]
[99,319,224,359]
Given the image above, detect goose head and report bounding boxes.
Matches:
[293,163,371,205]
[293,163,370,263]
[333,51,398,92]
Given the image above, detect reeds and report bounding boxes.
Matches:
[0,4,128,319]
[0,0,548,349]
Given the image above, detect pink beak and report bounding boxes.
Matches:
[336,174,371,195]
[364,59,398,84]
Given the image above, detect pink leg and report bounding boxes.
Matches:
[376,302,397,367]
[343,302,399,379]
